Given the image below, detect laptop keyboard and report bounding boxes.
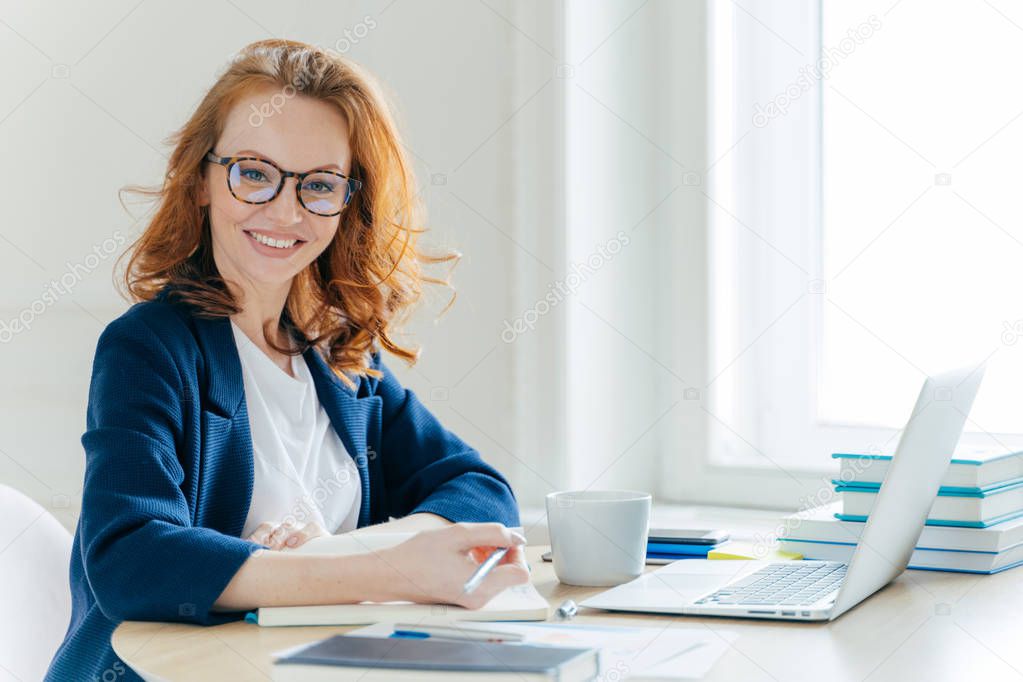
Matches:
[694,561,847,607]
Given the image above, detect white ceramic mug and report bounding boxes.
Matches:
[545,489,652,586]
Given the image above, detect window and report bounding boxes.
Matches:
[704,0,1023,498]
[819,0,1023,442]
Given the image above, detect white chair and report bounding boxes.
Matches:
[0,485,72,681]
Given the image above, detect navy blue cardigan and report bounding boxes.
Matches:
[45,287,520,681]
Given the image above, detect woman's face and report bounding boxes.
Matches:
[199,86,353,294]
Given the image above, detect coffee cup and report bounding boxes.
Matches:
[545,489,652,587]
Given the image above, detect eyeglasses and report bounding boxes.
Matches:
[205,150,363,217]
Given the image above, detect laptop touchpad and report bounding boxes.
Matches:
[580,560,767,611]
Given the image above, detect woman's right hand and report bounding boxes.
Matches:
[375,522,530,610]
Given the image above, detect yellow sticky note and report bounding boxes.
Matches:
[707,541,803,561]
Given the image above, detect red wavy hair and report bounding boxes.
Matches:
[118,39,455,386]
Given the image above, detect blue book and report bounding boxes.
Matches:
[831,478,1023,495]
[833,450,1023,492]
[836,480,1023,528]
[646,551,705,562]
[779,537,1023,574]
[645,541,720,557]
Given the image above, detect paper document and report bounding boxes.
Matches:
[347,621,735,680]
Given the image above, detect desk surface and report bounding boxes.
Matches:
[113,546,1023,681]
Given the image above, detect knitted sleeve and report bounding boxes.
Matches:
[78,312,262,624]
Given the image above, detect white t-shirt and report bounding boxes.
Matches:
[231,321,362,539]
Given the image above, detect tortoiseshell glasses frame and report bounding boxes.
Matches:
[205,149,363,217]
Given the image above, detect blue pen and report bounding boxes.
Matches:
[462,546,510,594]
[391,623,525,643]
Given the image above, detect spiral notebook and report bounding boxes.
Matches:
[247,531,549,627]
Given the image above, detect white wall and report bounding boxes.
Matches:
[0,0,712,531]
[565,0,710,500]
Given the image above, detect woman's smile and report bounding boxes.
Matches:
[243,228,307,259]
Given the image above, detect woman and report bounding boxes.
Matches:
[46,39,528,681]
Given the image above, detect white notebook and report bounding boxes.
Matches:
[253,531,549,627]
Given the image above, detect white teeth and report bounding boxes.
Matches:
[248,231,298,249]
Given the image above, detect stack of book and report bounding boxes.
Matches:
[644,528,802,562]
[646,529,725,562]
[779,449,1023,574]
[647,536,802,563]
[545,528,803,565]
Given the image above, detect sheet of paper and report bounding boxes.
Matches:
[347,620,734,680]
[631,637,735,680]
[270,640,319,661]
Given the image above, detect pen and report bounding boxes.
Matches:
[391,623,525,643]
[462,546,510,594]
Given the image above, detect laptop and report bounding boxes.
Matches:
[581,365,985,621]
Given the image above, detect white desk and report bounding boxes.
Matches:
[112,545,1023,681]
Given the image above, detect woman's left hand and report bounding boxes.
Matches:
[247,520,330,550]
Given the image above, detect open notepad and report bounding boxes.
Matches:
[250,531,550,627]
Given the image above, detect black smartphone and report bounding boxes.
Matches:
[646,528,730,545]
